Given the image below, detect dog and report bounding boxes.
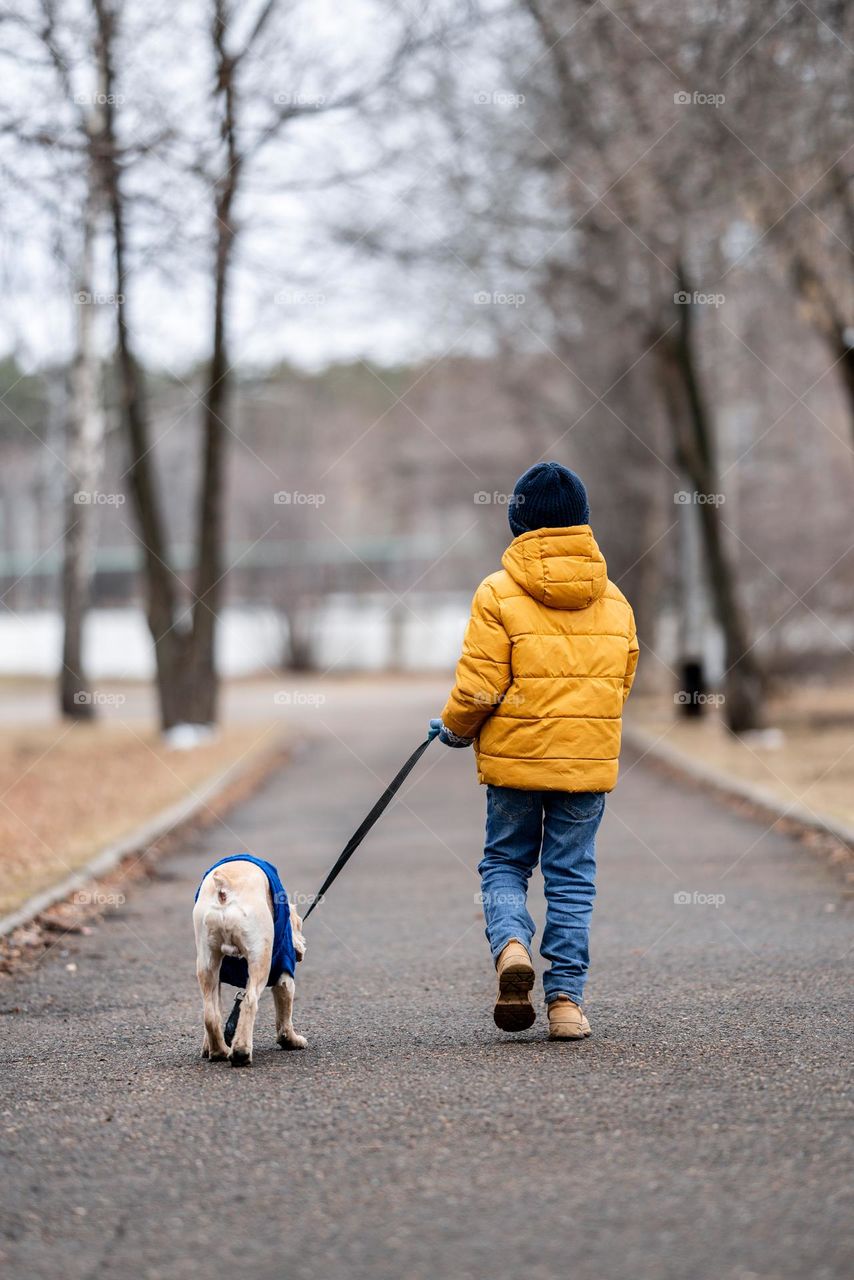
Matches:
[193,855,306,1066]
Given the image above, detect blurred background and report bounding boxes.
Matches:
[0,0,853,906]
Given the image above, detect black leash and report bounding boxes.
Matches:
[222,729,438,1044]
[224,991,243,1046]
[303,730,437,919]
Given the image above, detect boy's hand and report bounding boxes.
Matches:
[428,717,474,748]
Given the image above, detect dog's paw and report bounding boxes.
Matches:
[277,1033,307,1051]
[230,1047,252,1067]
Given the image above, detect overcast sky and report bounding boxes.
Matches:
[0,0,523,376]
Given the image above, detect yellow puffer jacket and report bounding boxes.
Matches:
[441,526,638,792]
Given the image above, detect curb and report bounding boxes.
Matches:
[0,738,287,941]
[623,724,854,855]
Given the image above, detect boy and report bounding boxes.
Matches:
[431,462,638,1040]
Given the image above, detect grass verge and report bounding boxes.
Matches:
[0,720,282,919]
[627,680,854,832]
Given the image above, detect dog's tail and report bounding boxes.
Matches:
[211,869,232,906]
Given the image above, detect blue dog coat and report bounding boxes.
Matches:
[195,854,297,989]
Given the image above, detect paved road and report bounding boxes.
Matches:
[1,680,850,1280]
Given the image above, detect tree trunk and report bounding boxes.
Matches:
[94,0,200,731]
[60,63,110,720]
[675,492,706,717]
[184,3,240,726]
[628,489,665,695]
[60,176,104,718]
[658,264,764,733]
[789,252,854,444]
[188,210,234,720]
[839,343,854,436]
[283,594,319,670]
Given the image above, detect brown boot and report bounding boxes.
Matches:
[547,995,591,1040]
[493,941,536,1032]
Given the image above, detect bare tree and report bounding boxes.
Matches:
[655,268,763,730]
[60,138,106,718]
[408,0,775,727]
[58,17,109,717]
[717,2,854,439]
[1,1,112,716]
[91,0,425,729]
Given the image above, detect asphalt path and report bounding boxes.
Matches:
[1,679,850,1280]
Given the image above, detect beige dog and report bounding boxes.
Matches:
[193,859,306,1066]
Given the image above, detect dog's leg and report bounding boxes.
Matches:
[273,974,307,1050]
[230,951,269,1067]
[197,959,229,1061]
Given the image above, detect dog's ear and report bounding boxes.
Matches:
[291,905,306,961]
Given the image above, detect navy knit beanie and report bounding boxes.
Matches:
[508,462,590,537]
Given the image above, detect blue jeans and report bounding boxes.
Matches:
[478,785,605,1005]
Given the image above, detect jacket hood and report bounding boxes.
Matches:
[501,526,608,610]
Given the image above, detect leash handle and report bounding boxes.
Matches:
[302,732,436,919]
